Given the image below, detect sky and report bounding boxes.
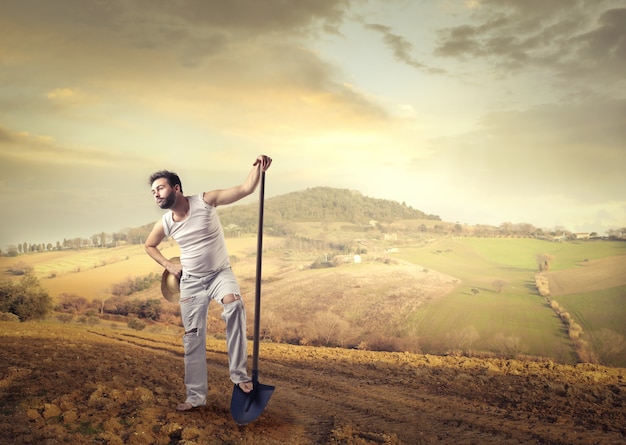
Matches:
[1,0,625,249]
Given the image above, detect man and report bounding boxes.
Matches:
[145,154,272,412]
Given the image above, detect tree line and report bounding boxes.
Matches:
[1,223,156,257]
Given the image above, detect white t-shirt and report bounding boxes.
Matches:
[162,193,230,275]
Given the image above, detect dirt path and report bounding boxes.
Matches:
[1,323,625,444]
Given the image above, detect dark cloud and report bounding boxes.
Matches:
[365,24,445,74]
[2,0,350,49]
[569,8,626,75]
[434,1,626,83]
[0,0,352,76]
[0,0,381,116]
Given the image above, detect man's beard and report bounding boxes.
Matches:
[157,193,176,209]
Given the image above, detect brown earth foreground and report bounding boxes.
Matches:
[1,322,625,445]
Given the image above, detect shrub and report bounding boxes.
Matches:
[310,260,334,269]
[535,272,550,297]
[111,273,160,297]
[57,314,73,324]
[6,261,33,276]
[0,273,53,321]
[0,312,20,322]
[128,318,146,331]
[491,333,525,359]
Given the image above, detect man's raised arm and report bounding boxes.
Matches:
[203,155,272,207]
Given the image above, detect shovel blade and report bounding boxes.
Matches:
[230,381,275,426]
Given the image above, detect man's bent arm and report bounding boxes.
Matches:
[145,220,182,276]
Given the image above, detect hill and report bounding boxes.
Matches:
[217,186,440,233]
[1,322,624,444]
[1,187,441,254]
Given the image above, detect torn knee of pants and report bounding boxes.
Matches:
[221,293,242,305]
[184,327,198,336]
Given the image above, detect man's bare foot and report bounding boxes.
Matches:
[238,381,253,393]
[176,402,194,412]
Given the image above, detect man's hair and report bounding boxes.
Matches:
[149,170,183,194]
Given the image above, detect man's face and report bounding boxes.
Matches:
[151,178,177,209]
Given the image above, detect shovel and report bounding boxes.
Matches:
[230,171,275,425]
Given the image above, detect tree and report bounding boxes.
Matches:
[499,222,513,235]
[593,329,626,365]
[492,333,525,358]
[445,326,480,355]
[138,299,162,321]
[536,253,555,271]
[0,273,54,321]
[492,279,508,294]
[56,293,89,314]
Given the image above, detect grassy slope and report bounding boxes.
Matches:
[396,238,626,365]
[556,286,626,367]
[397,238,574,362]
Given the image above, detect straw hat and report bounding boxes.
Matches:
[160,257,181,302]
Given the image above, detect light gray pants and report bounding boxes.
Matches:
[179,267,249,407]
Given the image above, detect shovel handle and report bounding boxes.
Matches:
[252,171,265,372]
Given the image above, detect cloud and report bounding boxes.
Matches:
[0,0,385,137]
[46,87,96,107]
[434,1,626,84]
[2,0,350,58]
[365,23,445,74]
[465,0,481,9]
[0,126,140,166]
[568,8,626,78]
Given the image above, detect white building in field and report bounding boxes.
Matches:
[334,254,361,264]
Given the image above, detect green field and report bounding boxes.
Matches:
[397,238,626,365]
[557,286,626,367]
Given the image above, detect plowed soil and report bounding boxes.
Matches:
[1,322,624,445]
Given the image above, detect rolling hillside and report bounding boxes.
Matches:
[2,233,625,367]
